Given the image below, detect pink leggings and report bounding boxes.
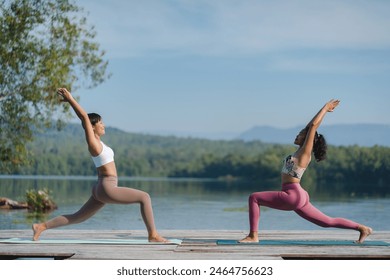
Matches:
[44,176,156,233]
[248,183,360,232]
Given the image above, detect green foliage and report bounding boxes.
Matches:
[0,0,109,171]
[25,188,57,212]
[7,123,390,195]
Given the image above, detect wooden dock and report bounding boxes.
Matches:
[1,229,389,260]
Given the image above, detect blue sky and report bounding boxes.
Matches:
[76,0,390,138]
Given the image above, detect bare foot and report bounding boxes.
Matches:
[356,225,373,243]
[239,232,259,243]
[149,234,168,243]
[239,236,259,243]
[32,223,46,241]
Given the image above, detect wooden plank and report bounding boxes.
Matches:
[1,230,389,260]
[0,252,74,260]
[281,254,390,260]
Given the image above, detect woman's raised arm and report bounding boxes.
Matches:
[57,88,101,155]
[299,99,340,160]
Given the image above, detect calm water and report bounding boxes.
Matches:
[0,175,389,232]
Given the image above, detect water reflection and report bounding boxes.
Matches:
[0,175,368,202]
[0,175,270,203]
[1,176,389,231]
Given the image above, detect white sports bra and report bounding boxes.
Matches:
[91,141,114,168]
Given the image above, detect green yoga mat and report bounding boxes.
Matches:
[0,237,182,245]
[217,239,390,246]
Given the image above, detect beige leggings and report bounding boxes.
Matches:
[44,176,157,233]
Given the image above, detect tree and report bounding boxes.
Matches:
[0,0,109,172]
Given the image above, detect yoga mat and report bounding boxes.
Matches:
[0,237,182,245]
[217,239,390,246]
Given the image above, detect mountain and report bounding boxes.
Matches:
[238,124,390,146]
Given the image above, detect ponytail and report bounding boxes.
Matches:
[313,132,327,162]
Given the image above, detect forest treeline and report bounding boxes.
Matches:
[6,124,390,195]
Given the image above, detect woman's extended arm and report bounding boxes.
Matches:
[57,88,101,155]
[299,99,340,161]
[306,99,340,130]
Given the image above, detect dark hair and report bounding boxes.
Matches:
[87,113,102,126]
[82,113,101,129]
[313,131,327,162]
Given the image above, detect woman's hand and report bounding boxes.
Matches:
[57,88,72,102]
[325,99,340,112]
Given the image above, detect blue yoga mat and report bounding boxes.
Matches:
[216,239,390,246]
[0,237,182,245]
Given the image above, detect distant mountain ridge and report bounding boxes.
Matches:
[238,124,390,146]
[60,122,389,147]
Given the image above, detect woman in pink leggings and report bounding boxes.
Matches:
[32,88,166,242]
[240,99,372,243]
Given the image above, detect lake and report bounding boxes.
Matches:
[1,175,388,232]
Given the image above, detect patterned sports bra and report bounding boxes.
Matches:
[281,154,308,179]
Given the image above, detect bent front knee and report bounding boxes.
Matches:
[248,193,258,204]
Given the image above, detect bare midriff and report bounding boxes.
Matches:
[96,161,117,177]
[281,173,301,185]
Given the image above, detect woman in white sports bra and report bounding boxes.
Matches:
[32,88,166,242]
[240,99,372,243]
